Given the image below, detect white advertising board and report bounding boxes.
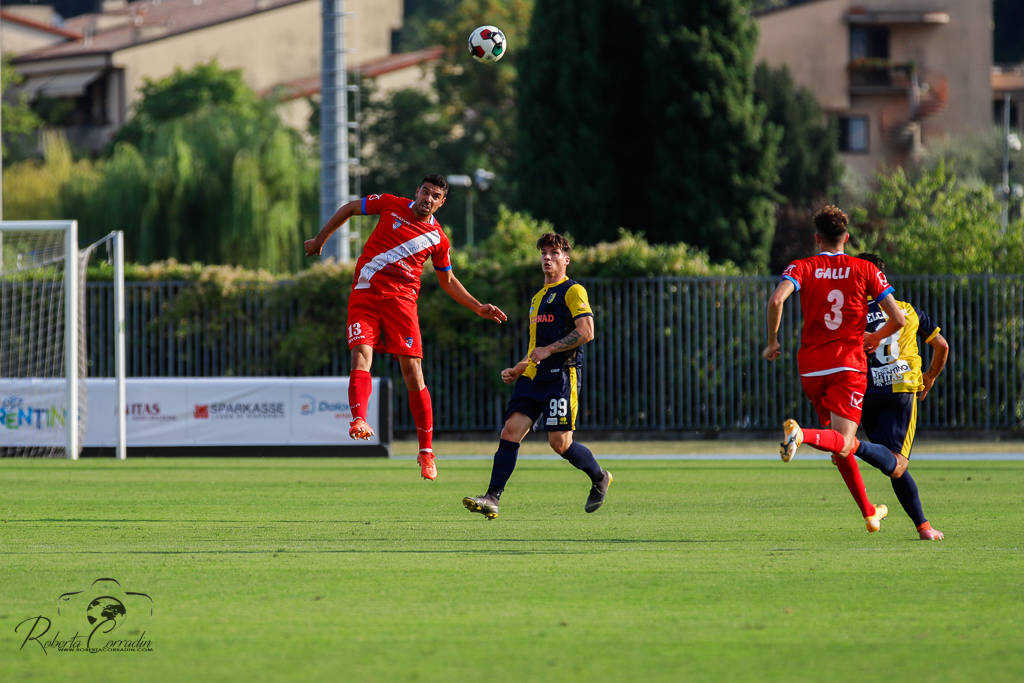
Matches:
[0,379,69,447]
[0,378,380,447]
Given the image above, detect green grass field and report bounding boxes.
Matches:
[2,451,1022,682]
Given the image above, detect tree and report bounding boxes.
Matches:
[2,131,97,219]
[112,61,263,149]
[359,86,465,203]
[358,0,532,245]
[754,63,839,206]
[753,62,841,271]
[61,63,318,272]
[1,57,43,162]
[642,0,779,269]
[919,126,1024,190]
[853,163,1024,274]
[515,0,614,245]
[397,0,463,51]
[517,0,779,270]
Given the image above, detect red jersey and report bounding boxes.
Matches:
[352,194,452,300]
[781,252,893,376]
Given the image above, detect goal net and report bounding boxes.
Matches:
[0,221,126,459]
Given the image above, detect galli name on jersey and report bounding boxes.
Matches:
[814,266,851,279]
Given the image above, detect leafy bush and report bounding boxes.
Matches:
[2,132,98,220]
[852,163,1024,273]
[87,222,736,377]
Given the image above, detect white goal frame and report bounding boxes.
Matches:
[0,221,126,460]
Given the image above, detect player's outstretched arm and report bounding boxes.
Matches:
[304,199,363,256]
[920,332,949,401]
[762,279,795,361]
[435,270,507,323]
[864,294,906,352]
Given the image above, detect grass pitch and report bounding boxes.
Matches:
[1,454,1022,682]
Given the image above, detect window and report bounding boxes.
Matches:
[849,26,890,60]
[838,116,869,153]
[849,26,892,86]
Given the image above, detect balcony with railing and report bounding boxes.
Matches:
[847,58,916,94]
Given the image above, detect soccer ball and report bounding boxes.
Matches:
[468,25,506,63]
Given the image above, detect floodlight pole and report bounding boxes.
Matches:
[447,174,472,245]
[321,0,359,262]
[466,187,475,245]
[1,26,5,222]
[1002,91,1011,233]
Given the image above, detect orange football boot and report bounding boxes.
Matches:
[348,417,375,441]
[864,503,888,533]
[417,449,437,480]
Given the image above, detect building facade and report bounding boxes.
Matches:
[1,7,82,56]
[6,0,403,150]
[755,0,993,177]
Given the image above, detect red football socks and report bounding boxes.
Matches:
[833,453,875,518]
[349,369,372,421]
[801,427,846,454]
[408,386,433,451]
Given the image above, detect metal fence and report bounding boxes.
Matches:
[80,275,1024,434]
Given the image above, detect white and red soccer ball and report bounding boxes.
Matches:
[468,25,506,63]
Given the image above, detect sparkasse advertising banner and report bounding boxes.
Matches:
[0,378,381,448]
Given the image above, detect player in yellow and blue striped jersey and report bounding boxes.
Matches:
[463,233,611,519]
[857,253,949,540]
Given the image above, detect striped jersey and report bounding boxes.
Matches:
[865,298,940,394]
[351,194,452,300]
[523,277,593,380]
[781,252,893,376]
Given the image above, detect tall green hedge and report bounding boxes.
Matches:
[87,215,739,376]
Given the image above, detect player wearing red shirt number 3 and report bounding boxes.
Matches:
[305,174,507,480]
[762,205,907,533]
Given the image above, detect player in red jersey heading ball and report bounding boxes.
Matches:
[305,175,507,480]
[763,205,906,532]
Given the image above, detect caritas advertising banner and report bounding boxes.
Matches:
[0,378,380,447]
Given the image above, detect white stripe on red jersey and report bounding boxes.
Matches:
[355,229,443,290]
[352,194,452,300]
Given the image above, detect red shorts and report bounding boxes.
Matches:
[347,291,423,358]
[800,371,866,426]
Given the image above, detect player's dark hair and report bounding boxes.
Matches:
[536,232,572,253]
[420,174,449,196]
[813,204,849,241]
[857,252,887,274]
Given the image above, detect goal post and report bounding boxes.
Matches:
[79,229,128,461]
[0,221,126,459]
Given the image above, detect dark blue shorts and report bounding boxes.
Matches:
[504,368,581,432]
[861,392,918,458]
